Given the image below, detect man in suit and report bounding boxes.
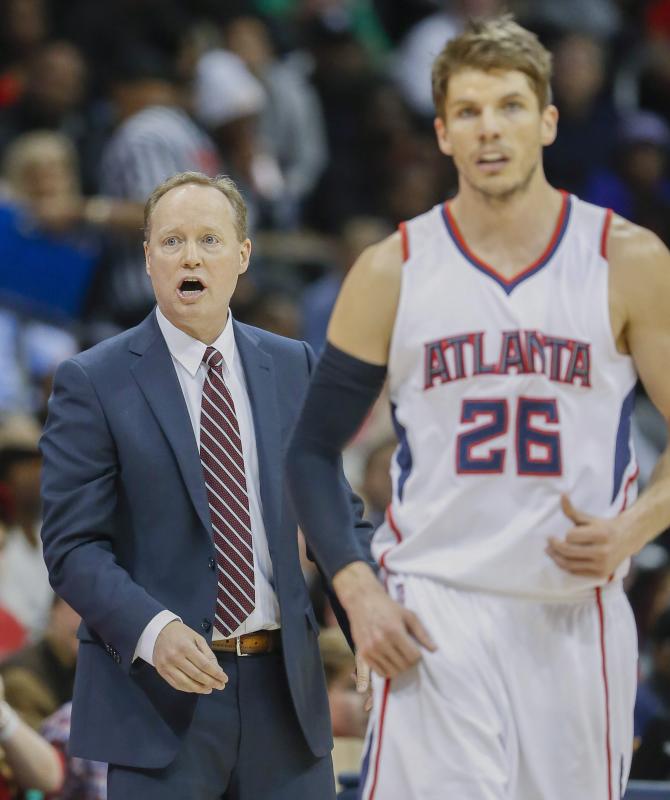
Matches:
[40,171,373,799]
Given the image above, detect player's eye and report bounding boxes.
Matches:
[457,107,477,119]
[504,101,523,112]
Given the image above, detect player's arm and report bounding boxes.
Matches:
[287,233,436,678]
[548,217,670,576]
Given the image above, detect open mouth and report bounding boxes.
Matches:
[177,277,206,300]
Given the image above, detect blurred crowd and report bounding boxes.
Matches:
[1,0,670,795]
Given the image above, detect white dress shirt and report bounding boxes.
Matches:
[134,308,280,664]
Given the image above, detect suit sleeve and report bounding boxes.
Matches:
[40,358,166,673]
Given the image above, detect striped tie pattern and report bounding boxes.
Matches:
[199,346,255,635]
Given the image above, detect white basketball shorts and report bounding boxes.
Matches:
[358,574,637,800]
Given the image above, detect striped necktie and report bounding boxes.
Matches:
[199,346,255,635]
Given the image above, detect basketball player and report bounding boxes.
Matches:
[287,16,670,800]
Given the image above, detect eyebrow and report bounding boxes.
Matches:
[450,91,527,107]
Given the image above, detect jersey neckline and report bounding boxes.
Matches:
[441,190,572,295]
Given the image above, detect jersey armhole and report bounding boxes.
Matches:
[600,208,613,260]
[398,221,409,262]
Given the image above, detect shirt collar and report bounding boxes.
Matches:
[155,307,236,378]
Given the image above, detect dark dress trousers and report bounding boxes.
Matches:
[40,311,372,794]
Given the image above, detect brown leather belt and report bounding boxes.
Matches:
[210,629,281,656]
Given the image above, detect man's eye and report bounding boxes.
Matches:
[457,107,476,119]
[203,235,219,245]
[504,101,523,112]
[164,237,179,247]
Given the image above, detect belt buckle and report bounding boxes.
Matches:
[235,636,250,657]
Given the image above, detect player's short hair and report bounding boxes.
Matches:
[431,15,553,119]
[144,171,248,242]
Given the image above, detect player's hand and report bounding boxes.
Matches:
[334,562,436,679]
[354,651,373,712]
[546,494,633,578]
[153,620,228,694]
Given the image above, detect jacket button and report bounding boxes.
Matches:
[201,618,212,632]
[208,557,216,571]
[115,654,121,664]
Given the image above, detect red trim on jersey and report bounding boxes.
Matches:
[443,189,569,287]
[596,587,613,800]
[600,208,613,260]
[620,466,640,511]
[366,678,392,800]
[398,221,409,261]
[379,506,403,570]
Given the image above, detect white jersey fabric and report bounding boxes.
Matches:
[373,192,638,600]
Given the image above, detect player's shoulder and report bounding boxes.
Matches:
[607,214,669,270]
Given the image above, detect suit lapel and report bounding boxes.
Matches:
[129,314,212,537]
[233,322,282,538]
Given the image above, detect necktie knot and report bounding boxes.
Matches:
[203,346,224,371]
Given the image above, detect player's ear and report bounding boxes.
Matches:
[434,116,453,157]
[540,104,559,147]
[144,240,151,277]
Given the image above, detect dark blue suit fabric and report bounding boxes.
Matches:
[40,311,372,772]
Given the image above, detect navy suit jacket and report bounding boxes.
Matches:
[40,311,372,769]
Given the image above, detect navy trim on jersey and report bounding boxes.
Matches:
[391,403,412,501]
[611,386,636,502]
[441,191,572,295]
[358,730,374,797]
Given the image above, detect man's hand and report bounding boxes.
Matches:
[354,651,373,712]
[333,562,436,680]
[546,495,635,578]
[153,621,228,694]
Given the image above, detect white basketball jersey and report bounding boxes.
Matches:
[373,193,638,600]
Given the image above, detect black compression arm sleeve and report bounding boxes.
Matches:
[287,342,387,580]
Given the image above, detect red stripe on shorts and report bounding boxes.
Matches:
[596,587,613,800]
[366,678,392,800]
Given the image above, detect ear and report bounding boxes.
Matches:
[540,104,559,148]
[144,241,151,277]
[434,116,453,157]
[239,238,252,275]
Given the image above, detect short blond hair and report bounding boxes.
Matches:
[144,171,249,242]
[432,15,553,119]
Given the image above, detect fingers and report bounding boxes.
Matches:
[560,494,592,526]
[162,665,219,694]
[355,652,370,694]
[191,637,228,688]
[403,609,437,652]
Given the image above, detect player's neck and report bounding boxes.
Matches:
[448,174,564,280]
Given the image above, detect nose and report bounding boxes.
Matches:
[478,106,501,140]
[182,238,201,268]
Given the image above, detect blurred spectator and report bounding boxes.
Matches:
[0,414,53,639]
[0,0,50,108]
[243,289,301,338]
[360,438,395,529]
[301,215,391,353]
[41,701,107,800]
[515,0,621,40]
[628,543,670,659]
[635,607,670,744]
[224,14,329,220]
[0,597,79,730]
[0,483,26,661]
[391,0,503,118]
[584,111,670,243]
[0,130,100,321]
[194,48,292,229]
[0,41,87,159]
[0,675,64,799]
[544,33,619,195]
[98,43,220,327]
[319,626,369,790]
